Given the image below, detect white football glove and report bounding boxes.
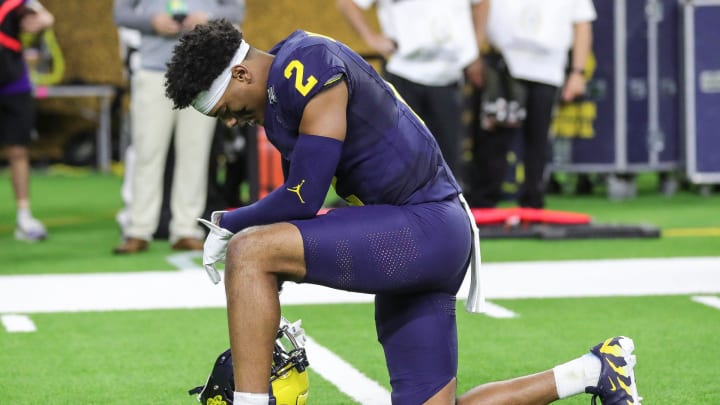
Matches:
[197,211,234,284]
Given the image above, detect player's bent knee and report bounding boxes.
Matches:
[226,226,263,261]
[225,227,272,278]
[225,223,306,280]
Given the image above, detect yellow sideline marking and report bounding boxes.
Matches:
[663,227,720,237]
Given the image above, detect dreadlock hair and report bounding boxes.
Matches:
[165,19,244,109]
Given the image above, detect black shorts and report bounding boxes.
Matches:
[0,92,35,146]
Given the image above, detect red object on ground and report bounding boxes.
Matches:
[471,207,591,225]
[318,207,590,225]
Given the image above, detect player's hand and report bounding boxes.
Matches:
[197,211,233,284]
[562,71,587,103]
[366,33,396,60]
[151,13,181,36]
[465,57,484,88]
[20,10,53,33]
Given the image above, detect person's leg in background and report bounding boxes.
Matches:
[115,143,134,233]
[383,71,425,117]
[384,71,466,186]
[222,126,250,208]
[424,82,465,186]
[468,123,517,208]
[1,92,47,241]
[169,104,216,249]
[114,69,175,253]
[518,81,558,209]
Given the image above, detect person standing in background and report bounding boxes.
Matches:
[468,0,595,209]
[337,0,487,187]
[0,0,53,242]
[112,0,244,254]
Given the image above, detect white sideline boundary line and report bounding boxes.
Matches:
[304,337,392,404]
[691,295,720,310]
[1,257,719,314]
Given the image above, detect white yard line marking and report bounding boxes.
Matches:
[691,295,720,310]
[304,337,391,405]
[166,251,202,270]
[482,301,518,318]
[1,314,37,333]
[2,257,718,314]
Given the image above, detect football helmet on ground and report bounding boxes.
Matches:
[189,317,310,405]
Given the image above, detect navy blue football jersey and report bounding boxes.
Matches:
[264,30,460,206]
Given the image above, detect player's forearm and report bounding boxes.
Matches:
[570,21,592,73]
[18,0,53,32]
[20,10,53,32]
[472,0,489,52]
[220,134,342,233]
[337,0,377,46]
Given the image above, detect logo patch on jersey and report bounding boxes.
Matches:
[207,395,227,405]
[287,180,306,204]
[267,86,277,105]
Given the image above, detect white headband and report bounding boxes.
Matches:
[191,40,251,115]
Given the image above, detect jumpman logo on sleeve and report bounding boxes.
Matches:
[287,180,306,204]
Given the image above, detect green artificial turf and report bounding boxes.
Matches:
[1,297,719,403]
[1,168,719,403]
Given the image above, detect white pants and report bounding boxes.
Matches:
[125,69,216,243]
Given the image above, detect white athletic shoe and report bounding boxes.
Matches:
[15,216,48,242]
